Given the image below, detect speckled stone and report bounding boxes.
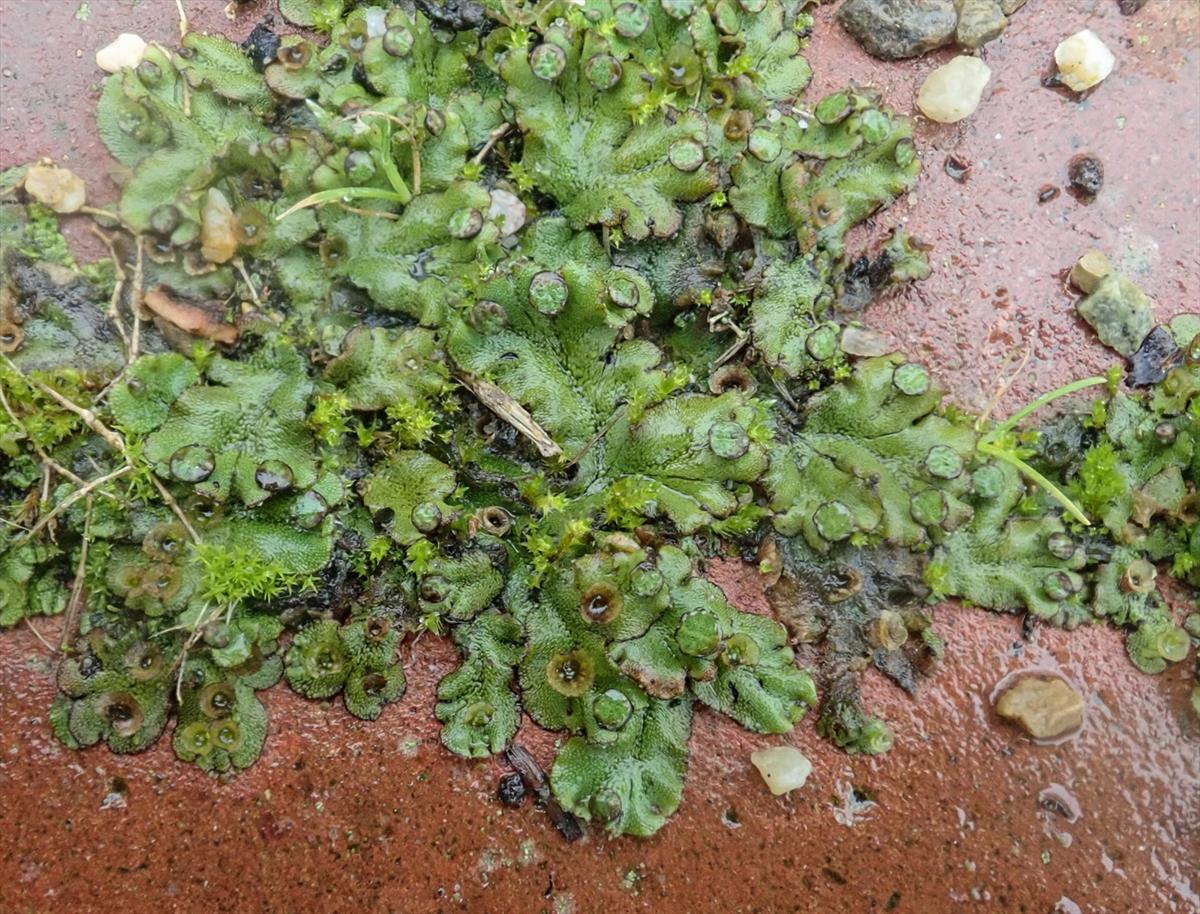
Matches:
[956,0,1008,49]
[836,0,958,60]
[996,675,1085,739]
[1077,273,1155,357]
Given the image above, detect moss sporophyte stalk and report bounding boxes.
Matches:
[1,0,1197,838]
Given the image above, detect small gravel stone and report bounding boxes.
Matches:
[241,22,281,73]
[995,674,1084,739]
[841,326,896,357]
[95,33,147,73]
[1077,272,1154,357]
[497,772,526,808]
[1128,326,1183,388]
[1067,154,1104,198]
[1069,250,1111,294]
[917,55,992,123]
[837,0,957,60]
[23,163,86,213]
[750,746,813,796]
[488,188,527,237]
[956,0,1008,49]
[1055,29,1116,92]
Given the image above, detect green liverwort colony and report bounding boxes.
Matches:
[0,0,1197,837]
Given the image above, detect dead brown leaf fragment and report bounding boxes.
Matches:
[457,373,563,458]
[143,285,238,345]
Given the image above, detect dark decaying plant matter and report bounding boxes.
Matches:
[0,0,1196,838]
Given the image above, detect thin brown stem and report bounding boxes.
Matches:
[80,205,129,230]
[234,257,264,309]
[152,475,202,544]
[976,343,1032,431]
[24,618,56,653]
[24,374,125,451]
[7,359,201,543]
[89,224,129,349]
[128,235,144,361]
[336,202,400,220]
[19,465,132,543]
[472,123,512,166]
[409,125,422,197]
[59,496,93,651]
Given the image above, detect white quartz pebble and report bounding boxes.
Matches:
[96,33,147,73]
[1055,29,1115,92]
[751,746,813,796]
[917,56,992,124]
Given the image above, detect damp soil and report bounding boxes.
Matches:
[1,2,1198,913]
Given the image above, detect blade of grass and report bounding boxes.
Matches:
[375,121,414,198]
[982,375,1108,440]
[977,440,1091,526]
[276,185,410,222]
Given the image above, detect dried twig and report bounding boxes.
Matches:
[27,376,125,451]
[336,202,400,221]
[505,745,583,842]
[456,372,562,458]
[59,496,93,651]
[560,406,624,471]
[976,343,1033,430]
[152,475,201,544]
[472,123,512,166]
[234,257,263,309]
[19,465,132,543]
[0,383,85,486]
[89,224,129,349]
[24,618,56,653]
[129,235,145,361]
[9,363,201,543]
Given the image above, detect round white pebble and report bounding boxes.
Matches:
[917,55,992,124]
[1055,29,1115,92]
[751,746,813,796]
[95,33,147,73]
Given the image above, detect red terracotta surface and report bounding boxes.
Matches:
[1,2,1198,914]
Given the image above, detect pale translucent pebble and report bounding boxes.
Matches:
[200,188,240,264]
[917,56,992,124]
[95,33,147,73]
[364,8,388,37]
[488,188,528,237]
[751,746,813,796]
[23,164,86,214]
[1055,30,1115,92]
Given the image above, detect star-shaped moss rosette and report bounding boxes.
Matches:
[141,348,319,507]
[285,615,407,720]
[323,326,451,412]
[497,21,720,241]
[448,217,769,532]
[767,355,977,550]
